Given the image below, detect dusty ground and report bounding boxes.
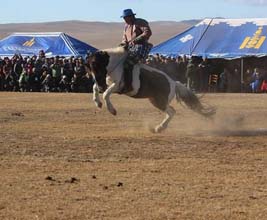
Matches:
[0,92,266,220]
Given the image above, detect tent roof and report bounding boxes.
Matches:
[150,18,267,59]
[0,32,97,57]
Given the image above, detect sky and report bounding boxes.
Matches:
[1,0,267,23]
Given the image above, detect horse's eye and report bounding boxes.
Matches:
[91,62,98,69]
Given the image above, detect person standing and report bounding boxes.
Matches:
[186,58,197,91]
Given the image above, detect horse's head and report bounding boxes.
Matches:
[86,50,110,91]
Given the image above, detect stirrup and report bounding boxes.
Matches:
[119,86,133,94]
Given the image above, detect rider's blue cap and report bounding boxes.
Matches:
[121,9,136,18]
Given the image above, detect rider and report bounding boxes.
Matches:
[120,9,152,93]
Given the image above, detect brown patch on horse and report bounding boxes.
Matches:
[133,67,170,111]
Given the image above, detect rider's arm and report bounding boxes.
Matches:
[121,24,128,44]
[133,19,152,43]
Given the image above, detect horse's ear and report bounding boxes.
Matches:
[86,53,95,66]
[86,52,94,61]
[84,63,92,74]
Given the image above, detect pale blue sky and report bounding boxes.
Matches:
[1,0,267,23]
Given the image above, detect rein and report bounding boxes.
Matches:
[107,55,127,75]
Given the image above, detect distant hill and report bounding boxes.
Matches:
[180,19,202,26]
[0,20,200,49]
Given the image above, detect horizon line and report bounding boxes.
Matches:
[0,18,211,25]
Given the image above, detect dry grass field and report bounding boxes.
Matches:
[0,92,267,220]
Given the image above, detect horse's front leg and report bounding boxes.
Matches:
[93,83,102,108]
[103,83,119,116]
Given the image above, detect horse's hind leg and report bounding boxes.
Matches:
[154,105,176,133]
[149,98,176,133]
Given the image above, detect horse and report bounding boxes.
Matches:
[86,46,216,133]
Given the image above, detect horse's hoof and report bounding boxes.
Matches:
[96,102,102,108]
[153,125,165,133]
[149,127,157,133]
[110,109,117,116]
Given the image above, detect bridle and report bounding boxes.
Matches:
[107,54,127,75]
[106,52,129,91]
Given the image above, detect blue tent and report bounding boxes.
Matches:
[0,32,97,57]
[150,18,267,59]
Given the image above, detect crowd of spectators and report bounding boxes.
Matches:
[0,50,94,93]
[145,54,267,93]
[1,50,267,94]
[145,54,231,92]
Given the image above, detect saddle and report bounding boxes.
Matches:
[119,42,152,94]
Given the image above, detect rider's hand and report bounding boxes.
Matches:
[132,36,144,44]
[119,42,128,49]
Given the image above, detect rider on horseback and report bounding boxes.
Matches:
[119,9,153,93]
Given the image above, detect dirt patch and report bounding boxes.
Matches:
[0,92,267,220]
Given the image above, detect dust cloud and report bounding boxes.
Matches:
[142,109,267,137]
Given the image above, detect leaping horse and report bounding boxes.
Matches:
[86,46,215,133]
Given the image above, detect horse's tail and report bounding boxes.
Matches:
[175,81,216,118]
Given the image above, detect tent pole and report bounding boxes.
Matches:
[241,58,244,92]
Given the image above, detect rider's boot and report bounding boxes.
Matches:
[120,57,136,94]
